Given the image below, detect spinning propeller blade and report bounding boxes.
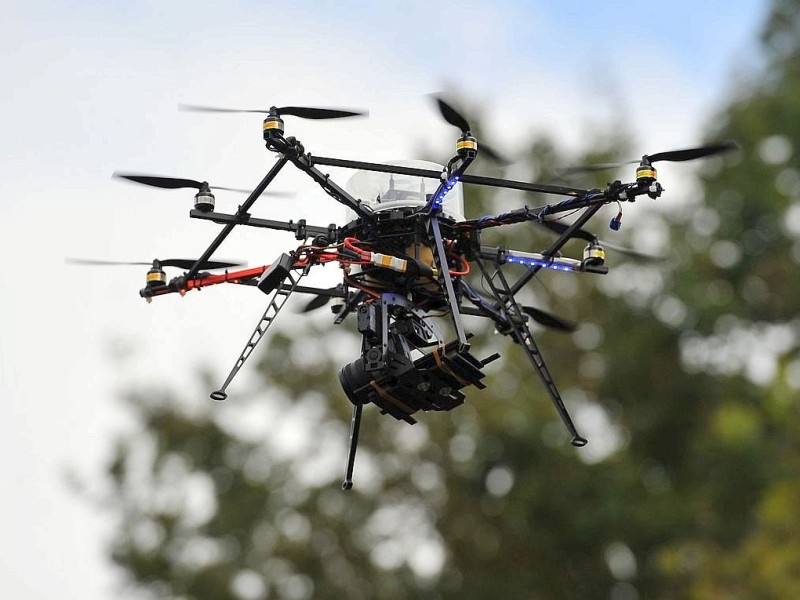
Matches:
[430,94,509,165]
[562,140,738,174]
[647,140,739,163]
[559,161,636,175]
[299,285,344,313]
[538,220,665,262]
[178,104,368,119]
[600,240,665,263]
[66,258,242,270]
[538,219,595,243]
[277,106,367,119]
[473,140,508,164]
[113,172,293,196]
[159,258,241,270]
[301,293,333,312]
[114,173,213,190]
[433,95,471,134]
[521,306,577,332]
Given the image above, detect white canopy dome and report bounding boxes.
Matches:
[344,160,465,222]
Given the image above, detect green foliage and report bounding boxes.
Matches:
[98,3,800,598]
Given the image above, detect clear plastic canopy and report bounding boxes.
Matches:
[344,160,465,222]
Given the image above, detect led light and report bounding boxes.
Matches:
[505,252,580,273]
[430,175,460,212]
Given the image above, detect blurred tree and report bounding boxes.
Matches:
[652,0,800,596]
[99,3,800,598]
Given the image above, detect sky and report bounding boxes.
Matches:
[0,1,768,598]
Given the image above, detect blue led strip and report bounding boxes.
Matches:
[505,254,578,273]
[430,175,460,212]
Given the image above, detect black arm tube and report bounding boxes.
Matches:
[189,209,331,238]
[460,172,587,197]
[308,154,588,198]
[459,189,608,231]
[309,155,444,180]
[460,281,506,324]
[508,202,606,295]
[288,153,373,218]
[186,156,290,279]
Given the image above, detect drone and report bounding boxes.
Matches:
[80,97,736,489]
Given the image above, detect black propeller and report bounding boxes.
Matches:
[461,279,574,332]
[179,104,368,120]
[647,141,739,162]
[521,305,577,332]
[434,96,471,134]
[431,94,509,165]
[561,140,738,175]
[66,258,242,270]
[538,219,664,262]
[113,172,245,192]
[299,285,345,313]
[113,172,293,196]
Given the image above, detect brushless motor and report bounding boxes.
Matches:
[583,243,605,267]
[262,114,285,141]
[456,134,478,159]
[194,188,215,212]
[146,263,167,288]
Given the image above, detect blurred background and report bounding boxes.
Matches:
[2,1,799,598]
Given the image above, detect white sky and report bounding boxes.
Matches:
[0,1,766,598]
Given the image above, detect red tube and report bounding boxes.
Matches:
[184,265,269,290]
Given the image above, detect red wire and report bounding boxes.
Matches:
[448,254,470,276]
[344,237,371,259]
